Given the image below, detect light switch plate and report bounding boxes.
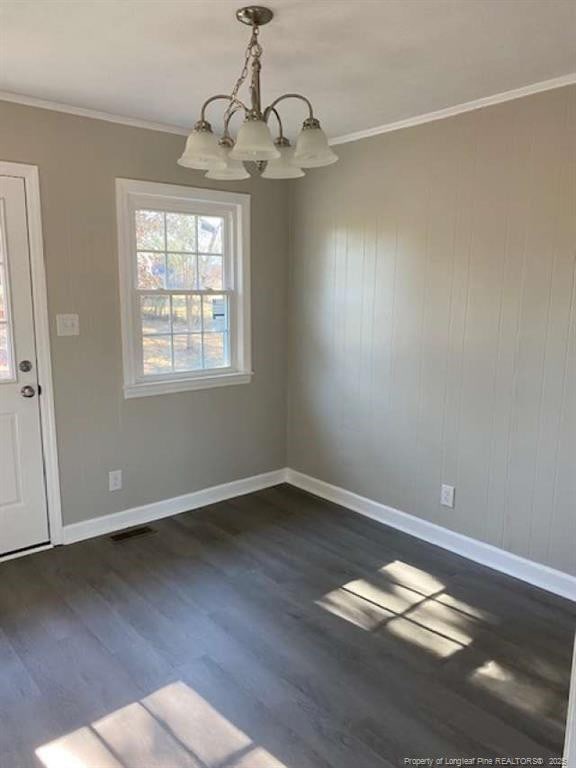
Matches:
[441,484,455,508]
[56,313,80,336]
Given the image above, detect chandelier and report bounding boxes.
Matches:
[178,5,338,180]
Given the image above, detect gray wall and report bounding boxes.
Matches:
[288,86,576,576]
[2,88,574,576]
[0,101,289,526]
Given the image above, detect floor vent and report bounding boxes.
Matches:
[110,526,156,542]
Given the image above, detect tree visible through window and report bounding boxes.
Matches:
[135,210,229,374]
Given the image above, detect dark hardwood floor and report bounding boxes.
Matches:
[1,484,574,767]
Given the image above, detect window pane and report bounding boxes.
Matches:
[198,254,223,290]
[203,332,227,368]
[140,295,171,334]
[172,295,201,333]
[0,324,12,380]
[167,253,197,289]
[174,334,202,371]
[198,216,223,254]
[203,294,228,332]
[0,271,6,322]
[137,252,165,289]
[135,210,165,250]
[143,336,172,375]
[166,213,196,252]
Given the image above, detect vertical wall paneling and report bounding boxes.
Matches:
[288,86,576,576]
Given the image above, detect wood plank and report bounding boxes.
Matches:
[0,485,573,767]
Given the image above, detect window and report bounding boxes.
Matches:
[0,206,15,381]
[116,180,251,397]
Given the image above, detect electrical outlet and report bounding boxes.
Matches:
[441,484,455,508]
[108,469,122,492]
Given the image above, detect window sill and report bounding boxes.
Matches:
[123,371,253,399]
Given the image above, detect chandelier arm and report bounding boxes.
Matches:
[263,93,315,122]
[267,107,284,139]
[223,105,246,139]
[199,94,248,124]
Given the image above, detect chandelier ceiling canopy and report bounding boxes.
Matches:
[178,5,338,181]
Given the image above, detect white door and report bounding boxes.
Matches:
[0,176,49,555]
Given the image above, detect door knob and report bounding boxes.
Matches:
[21,385,36,398]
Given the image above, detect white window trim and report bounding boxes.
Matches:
[116,179,252,398]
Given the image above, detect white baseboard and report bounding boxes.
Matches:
[60,464,575,602]
[285,469,576,602]
[62,469,288,544]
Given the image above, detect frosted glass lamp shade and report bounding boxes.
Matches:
[261,143,305,179]
[206,144,250,181]
[229,118,280,161]
[294,123,338,168]
[178,123,223,170]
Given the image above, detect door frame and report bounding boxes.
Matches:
[565,636,576,763]
[0,160,62,550]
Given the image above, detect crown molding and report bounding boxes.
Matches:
[1,72,575,145]
[0,90,189,136]
[330,73,576,146]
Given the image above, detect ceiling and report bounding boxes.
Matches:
[1,0,575,140]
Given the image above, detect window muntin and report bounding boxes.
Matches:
[117,180,251,398]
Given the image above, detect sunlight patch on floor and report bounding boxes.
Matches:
[36,681,289,768]
[36,728,123,768]
[379,561,445,595]
[469,660,561,720]
[316,568,475,659]
[93,699,200,767]
[403,601,474,647]
[384,614,470,658]
[142,680,286,767]
[316,587,391,630]
[435,592,492,622]
[343,577,424,614]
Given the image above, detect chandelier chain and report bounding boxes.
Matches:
[224,25,261,125]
